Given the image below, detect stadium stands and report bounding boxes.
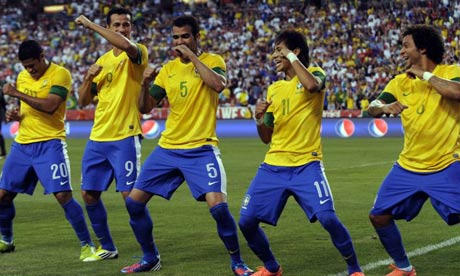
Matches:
[1,0,459,111]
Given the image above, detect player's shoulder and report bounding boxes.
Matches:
[136,43,148,53]
[49,63,71,76]
[308,66,325,75]
[201,52,225,62]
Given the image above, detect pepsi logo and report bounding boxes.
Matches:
[335,119,355,138]
[368,118,388,137]
[141,120,161,139]
[9,121,19,138]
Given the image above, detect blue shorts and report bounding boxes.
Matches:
[135,145,227,201]
[0,139,73,195]
[81,136,141,192]
[240,161,335,226]
[370,162,460,225]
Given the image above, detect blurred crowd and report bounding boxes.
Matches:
[1,0,459,111]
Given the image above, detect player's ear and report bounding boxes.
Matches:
[292,48,301,56]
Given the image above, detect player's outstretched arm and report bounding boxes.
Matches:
[75,15,138,59]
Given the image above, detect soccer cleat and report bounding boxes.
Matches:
[252,266,283,276]
[80,244,95,261]
[386,264,416,276]
[232,262,254,276]
[350,272,365,276]
[120,258,161,273]
[0,240,15,253]
[83,246,119,262]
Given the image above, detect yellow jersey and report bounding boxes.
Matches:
[151,52,225,149]
[15,63,70,143]
[90,43,148,141]
[378,64,460,172]
[264,67,326,166]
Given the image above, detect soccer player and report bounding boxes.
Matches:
[75,7,148,261]
[238,30,365,276]
[120,15,253,276]
[367,24,460,276]
[0,40,95,260]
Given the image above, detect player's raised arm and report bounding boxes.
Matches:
[174,44,227,92]
[75,12,138,59]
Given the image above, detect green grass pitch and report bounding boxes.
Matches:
[0,137,458,276]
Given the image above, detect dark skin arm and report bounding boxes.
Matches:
[3,83,64,115]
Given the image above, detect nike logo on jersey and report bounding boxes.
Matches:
[319,198,331,205]
[168,74,176,78]
[402,91,411,96]
[126,181,135,185]
[60,180,69,186]
[208,181,219,186]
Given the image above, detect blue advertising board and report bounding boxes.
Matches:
[2,117,403,139]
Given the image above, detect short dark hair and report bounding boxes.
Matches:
[403,24,445,64]
[106,7,132,25]
[275,30,310,67]
[173,15,200,36]
[18,40,43,61]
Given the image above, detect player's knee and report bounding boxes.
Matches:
[369,213,392,228]
[238,214,259,234]
[125,197,146,218]
[316,210,340,229]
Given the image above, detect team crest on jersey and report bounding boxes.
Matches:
[40,79,48,88]
[295,82,304,94]
[241,194,251,209]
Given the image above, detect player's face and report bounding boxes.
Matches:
[172,25,198,54]
[21,54,47,80]
[108,13,132,39]
[400,35,421,67]
[272,41,290,73]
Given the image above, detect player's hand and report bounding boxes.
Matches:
[75,15,92,28]
[280,48,293,59]
[173,44,194,60]
[382,101,408,115]
[406,66,424,79]
[5,107,20,122]
[254,98,272,119]
[85,64,103,81]
[142,66,161,86]
[2,83,18,97]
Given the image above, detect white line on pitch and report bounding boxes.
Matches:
[324,236,460,276]
[325,161,394,172]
